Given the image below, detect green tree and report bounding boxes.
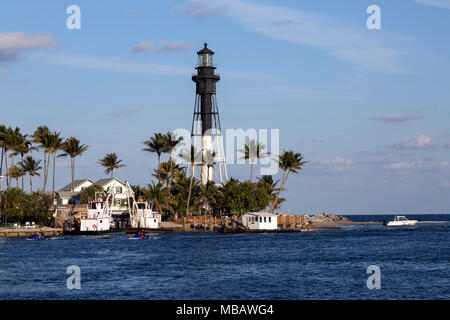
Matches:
[97,153,125,178]
[0,127,26,188]
[269,150,308,213]
[80,184,106,203]
[48,131,64,197]
[180,145,202,216]
[0,124,6,188]
[143,181,170,214]
[58,137,89,192]
[9,166,25,189]
[162,131,183,190]
[142,133,167,183]
[238,139,268,182]
[18,156,42,192]
[33,126,51,192]
[193,181,223,216]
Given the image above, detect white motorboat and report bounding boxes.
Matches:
[125,181,161,231]
[383,215,418,226]
[65,183,118,235]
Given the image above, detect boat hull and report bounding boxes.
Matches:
[63,228,125,236]
[125,227,174,234]
[384,220,418,226]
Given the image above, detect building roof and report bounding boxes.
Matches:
[197,42,214,55]
[244,212,277,217]
[94,178,126,187]
[57,191,81,198]
[58,179,93,192]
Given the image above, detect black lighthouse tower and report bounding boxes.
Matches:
[191,43,227,184]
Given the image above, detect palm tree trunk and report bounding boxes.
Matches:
[52,152,56,198]
[29,174,33,192]
[0,148,3,179]
[71,157,75,192]
[157,154,161,183]
[250,163,254,182]
[186,164,195,217]
[269,170,288,213]
[9,154,15,188]
[21,154,24,191]
[43,151,50,192]
[4,150,9,187]
[111,169,114,178]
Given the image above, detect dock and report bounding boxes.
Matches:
[0,227,63,238]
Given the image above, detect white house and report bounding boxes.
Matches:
[56,179,94,205]
[56,178,129,214]
[94,178,129,213]
[242,212,278,230]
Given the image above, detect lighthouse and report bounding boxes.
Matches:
[191,43,227,185]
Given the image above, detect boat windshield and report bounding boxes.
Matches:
[137,203,147,209]
[88,202,104,209]
[395,216,407,221]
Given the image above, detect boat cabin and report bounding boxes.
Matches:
[242,212,278,230]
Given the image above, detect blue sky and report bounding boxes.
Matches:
[1,0,449,214]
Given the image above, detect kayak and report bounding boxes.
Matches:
[132,233,151,240]
[28,234,50,240]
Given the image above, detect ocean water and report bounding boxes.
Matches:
[0,214,449,300]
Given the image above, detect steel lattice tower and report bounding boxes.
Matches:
[191,43,227,185]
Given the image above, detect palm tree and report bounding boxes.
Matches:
[48,131,64,197]
[269,150,308,213]
[18,156,42,192]
[33,126,51,192]
[1,127,24,188]
[142,133,167,183]
[58,137,89,192]
[181,145,202,216]
[9,166,25,188]
[202,149,216,184]
[97,153,125,178]
[143,181,170,213]
[193,181,223,216]
[162,131,183,190]
[239,139,268,182]
[258,175,281,211]
[0,125,7,190]
[151,160,182,187]
[13,136,32,191]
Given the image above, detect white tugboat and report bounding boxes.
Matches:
[124,182,162,233]
[64,183,118,235]
[383,215,418,226]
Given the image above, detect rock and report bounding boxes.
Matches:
[303,213,350,223]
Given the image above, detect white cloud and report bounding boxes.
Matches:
[30,54,191,76]
[383,159,449,171]
[107,109,141,118]
[371,115,424,123]
[181,0,407,73]
[181,0,226,17]
[0,32,58,62]
[414,0,450,10]
[30,54,274,80]
[387,134,435,150]
[313,157,353,172]
[131,39,192,53]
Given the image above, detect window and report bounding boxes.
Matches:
[269,217,272,223]
[264,217,267,223]
[115,199,121,206]
[116,186,122,194]
[259,217,262,222]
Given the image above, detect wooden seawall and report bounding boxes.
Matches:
[0,227,63,238]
